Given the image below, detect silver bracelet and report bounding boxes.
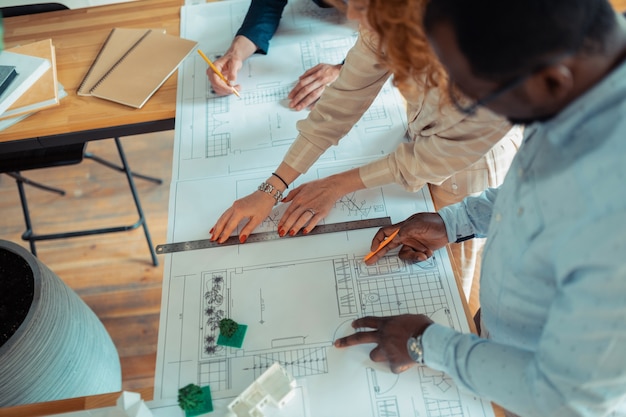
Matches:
[258,182,283,205]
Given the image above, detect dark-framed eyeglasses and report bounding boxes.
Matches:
[447,71,533,116]
[446,51,575,116]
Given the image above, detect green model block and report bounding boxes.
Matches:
[178,384,213,416]
[217,323,248,348]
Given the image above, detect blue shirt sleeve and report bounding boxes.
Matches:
[437,187,499,243]
[235,0,289,55]
[422,212,626,416]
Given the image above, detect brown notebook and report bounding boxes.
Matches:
[77,28,162,96]
[1,39,60,120]
[89,30,197,108]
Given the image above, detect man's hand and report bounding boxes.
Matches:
[364,212,450,265]
[334,315,434,374]
[288,63,343,111]
[207,36,257,96]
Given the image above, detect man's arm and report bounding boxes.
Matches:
[437,187,499,243]
[283,29,391,174]
[339,211,626,416]
[425,221,626,416]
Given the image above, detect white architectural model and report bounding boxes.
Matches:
[110,392,153,417]
[227,363,296,417]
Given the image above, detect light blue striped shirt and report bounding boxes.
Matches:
[427,57,626,416]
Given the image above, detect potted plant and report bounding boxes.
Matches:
[0,239,122,406]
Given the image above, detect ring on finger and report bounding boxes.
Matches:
[305,208,316,217]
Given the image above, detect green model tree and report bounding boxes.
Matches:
[178,383,204,411]
[219,318,239,338]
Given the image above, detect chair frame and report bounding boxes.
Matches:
[3,137,161,266]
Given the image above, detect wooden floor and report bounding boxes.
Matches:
[0,131,174,399]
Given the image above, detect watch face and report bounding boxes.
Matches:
[407,336,424,364]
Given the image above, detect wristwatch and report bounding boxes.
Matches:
[407,335,424,364]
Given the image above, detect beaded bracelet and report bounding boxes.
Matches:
[258,182,283,204]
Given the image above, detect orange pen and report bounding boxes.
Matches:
[363,228,400,262]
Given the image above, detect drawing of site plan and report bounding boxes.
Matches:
[155,176,495,416]
[174,0,408,181]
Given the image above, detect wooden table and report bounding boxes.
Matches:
[0,0,190,265]
[0,389,153,417]
[1,0,184,152]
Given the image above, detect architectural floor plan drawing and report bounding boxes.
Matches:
[153,1,496,415]
[174,0,408,181]
[154,216,494,417]
[156,175,495,416]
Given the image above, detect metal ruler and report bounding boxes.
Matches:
[155,217,392,254]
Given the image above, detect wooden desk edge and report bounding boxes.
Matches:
[0,388,153,417]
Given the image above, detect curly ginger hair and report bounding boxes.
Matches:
[364,0,448,98]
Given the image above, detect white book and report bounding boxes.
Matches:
[0,83,67,132]
[0,50,51,114]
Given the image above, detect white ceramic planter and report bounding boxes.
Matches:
[0,240,122,406]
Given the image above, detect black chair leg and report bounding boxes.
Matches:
[8,138,160,266]
[113,137,159,266]
[13,172,39,256]
[84,151,162,185]
[5,172,66,196]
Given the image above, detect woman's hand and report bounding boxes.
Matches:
[210,190,277,244]
[278,170,363,236]
[278,176,344,236]
[288,63,343,111]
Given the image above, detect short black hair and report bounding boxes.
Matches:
[423,0,617,81]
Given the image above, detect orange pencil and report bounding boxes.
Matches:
[363,228,400,262]
[197,49,241,98]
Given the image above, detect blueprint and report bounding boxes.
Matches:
[156,160,495,415]
[153,1,496,415]
[155,178,494,416]
[173,0,408,181]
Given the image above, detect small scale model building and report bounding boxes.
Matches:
[178,383,214,416]
[227,363,296,417]
[217,318,247,348]
[112,391,153,417]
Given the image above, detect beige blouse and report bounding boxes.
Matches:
[283,28,513,192]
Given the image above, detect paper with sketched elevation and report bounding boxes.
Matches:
[173,0,408,181]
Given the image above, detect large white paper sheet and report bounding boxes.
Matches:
[154,1,496,416]
[156,170,494,416]
[173,0,407,181]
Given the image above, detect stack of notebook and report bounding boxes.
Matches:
[78,28,198,108]
[0,39,66,131]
